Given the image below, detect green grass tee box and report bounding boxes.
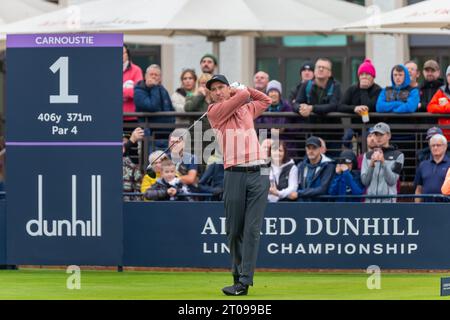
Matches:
[0,269,449,300]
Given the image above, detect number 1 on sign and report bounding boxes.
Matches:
[49,57,79,104]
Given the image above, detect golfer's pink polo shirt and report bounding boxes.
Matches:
[207,88,271,169]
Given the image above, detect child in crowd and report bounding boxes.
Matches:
[141,150,168,194]
[144,159,190,201]
[328,150,364,202]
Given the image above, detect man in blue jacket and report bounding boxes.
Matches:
[134,64,175,150]
[288,136,335,202]
[328,150,364,202]
[134,64,175,122]
[376,64,420,113]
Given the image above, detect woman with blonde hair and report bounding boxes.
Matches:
[184,73,213,113]
[171,68,197,125]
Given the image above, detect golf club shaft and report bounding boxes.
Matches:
[147,111,209,168]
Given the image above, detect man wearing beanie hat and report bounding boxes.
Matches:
[427,66,450,140]
[200,53,218,74]
[289,61,315,104]
[338,58,382,117]
[419,59,444,112]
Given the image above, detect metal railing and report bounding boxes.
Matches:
[123,192,215,200]
[1,191,448,203]
[317,194,450,201]
[124,192,449,202]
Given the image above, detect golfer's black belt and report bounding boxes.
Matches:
[225,164,268,172]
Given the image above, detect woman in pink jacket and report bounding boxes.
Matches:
[123,44,143,122]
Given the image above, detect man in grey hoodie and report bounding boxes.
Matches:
[361,122,404,203]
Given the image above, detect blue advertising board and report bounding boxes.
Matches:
[123,202,450,269]
[5,34,123,265]
[1,200,450,268]
[0,200,5,265]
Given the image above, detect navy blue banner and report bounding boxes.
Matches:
[6,148,122,265]
[123,202,450,269]
[0,200,5,265]
[1,201,450,268]
[6,46,122,142]
[5,34,123,265]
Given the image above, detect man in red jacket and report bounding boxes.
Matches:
[427,66,450,139]
[122,44,143,122]
[206,75,271,296]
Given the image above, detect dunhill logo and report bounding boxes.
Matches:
[26,175,102,237]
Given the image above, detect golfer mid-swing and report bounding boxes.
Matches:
[206,75,272,296]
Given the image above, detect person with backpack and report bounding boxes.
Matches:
[293,58,341,119]
[292,58,342,155]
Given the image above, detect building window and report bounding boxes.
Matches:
[255,35,365,98]
[125,44,161,73]
[282,35,348,47]
[254,0,365,97]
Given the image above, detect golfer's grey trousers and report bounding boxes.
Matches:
[223,169,269,286]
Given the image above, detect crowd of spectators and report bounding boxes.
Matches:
[120,45,450,202]
[3,46,449,203]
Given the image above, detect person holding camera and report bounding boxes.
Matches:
[360,122,404,203]
[328,150,364,202]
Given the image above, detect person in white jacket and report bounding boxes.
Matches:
[171,68,197,125]
[268,141,298,202]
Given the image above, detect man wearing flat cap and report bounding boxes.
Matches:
[206,74,272,296]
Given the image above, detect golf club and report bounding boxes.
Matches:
[145,111,209,178]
